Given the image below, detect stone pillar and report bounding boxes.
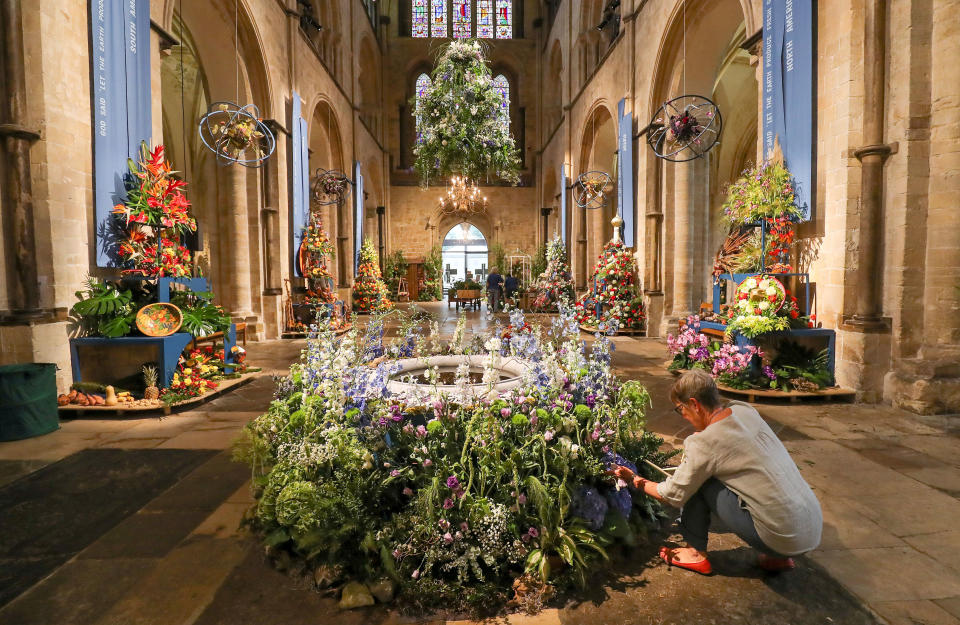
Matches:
[576,205,587,288]
[849,0,892,326]
[671,160,693,316]
[220,164,255,319]
[0,0,42,320]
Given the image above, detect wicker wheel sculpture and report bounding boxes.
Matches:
[574,170,612,209]
[646,95,722,162]
[199,101,276,168]
[312,168,353,206]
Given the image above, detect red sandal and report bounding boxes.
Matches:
[659,546,713,575]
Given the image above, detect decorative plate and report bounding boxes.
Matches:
[735,275,786,316]
[136,303,183,337]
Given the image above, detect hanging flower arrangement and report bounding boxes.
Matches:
[112,142,197,277]
[413,40,521,186]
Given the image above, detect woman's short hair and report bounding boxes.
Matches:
[670,369,723,409]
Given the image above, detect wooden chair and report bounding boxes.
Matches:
[396,277,409,302]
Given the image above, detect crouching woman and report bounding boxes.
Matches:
[611,369,822,574]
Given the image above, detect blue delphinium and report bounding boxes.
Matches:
[570,485,608,530]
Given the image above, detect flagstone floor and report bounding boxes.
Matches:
[0,302,957,625]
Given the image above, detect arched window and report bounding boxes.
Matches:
[453,0,471,38]
[415,73,432,139]
[493,74,510,130]
[412,0,428,37]
[496,0,512,39]
[412,0,512,38]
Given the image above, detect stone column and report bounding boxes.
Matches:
[671,160,693,316]
[220,164,254,319]
[0,0,42,319]
[576,205,587,288]
[849,0,892,327]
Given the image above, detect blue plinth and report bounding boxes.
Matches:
[69,333,194,388]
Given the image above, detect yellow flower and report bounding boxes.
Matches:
[184,378,193,386]
[183,368,193,375]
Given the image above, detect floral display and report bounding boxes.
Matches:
[112,143,197,277]
[531,237,575,311]
[353,238,393,313]
[667,316,761,388]
[723,275,812,339]
[413,40,521,186]
[235,308,672,614]
[574,241,643,332]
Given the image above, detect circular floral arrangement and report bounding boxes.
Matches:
[135,303,182,337]
[237,309,669,615]
[735,275,786,316]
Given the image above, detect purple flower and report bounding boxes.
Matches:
[521,534,530,543]
[500,408,512,418]
[416,425,427,438]
[527,527,539,538]
[390,469,400,477]
[443,498,454,509]
[446,475,460,490]
[763,365,776,380]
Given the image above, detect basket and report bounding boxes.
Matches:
[135,303,183,337]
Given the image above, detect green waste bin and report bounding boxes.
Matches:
[0,363,60,441]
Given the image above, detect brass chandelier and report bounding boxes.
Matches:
[437,176,488,216]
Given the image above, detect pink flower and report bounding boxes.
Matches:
[544,430,554,441]
[443,532,453,544]
[443,498,454,509]
[518,493,527,505]
[402,487,413,496]
[500,408,511,418]
[423,459,433,467]
[390,469,400,477]
[460,522,469,532]
[412,569,420,579]
[528,527,539,538]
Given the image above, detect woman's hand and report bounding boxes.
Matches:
[605,464,639,486]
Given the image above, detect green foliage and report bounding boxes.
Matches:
[383,250,409,297]
[724,314,790,339]
[420,244,443,301]
[489,242,507,275]
[768,340,833,391]
[721,160,803,226]
[70,278,136,338]
[531,244,547,281]
[170,288,231,337]
[413,40,521,185]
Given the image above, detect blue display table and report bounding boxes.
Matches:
[69,334,193,388]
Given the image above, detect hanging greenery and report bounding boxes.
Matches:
[413,40,521,186]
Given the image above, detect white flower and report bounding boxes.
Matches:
[765,286,777,296]
[759,301,770,311]
[746,278,758,289]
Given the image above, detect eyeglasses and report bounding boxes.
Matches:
[673,404,684,416]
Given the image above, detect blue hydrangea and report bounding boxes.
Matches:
[570,485,608,530]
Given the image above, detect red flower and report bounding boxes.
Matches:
[789,310,798,319]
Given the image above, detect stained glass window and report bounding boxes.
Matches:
[415,73,432,139]
[412,0,428,37]
[477,1,494,38]
[493,74,510,129]
[431,0,448,38]
[495,0,512,39]
[453,0,471,38]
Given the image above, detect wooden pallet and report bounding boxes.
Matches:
[57,372,260,418]
[718,384,856,403]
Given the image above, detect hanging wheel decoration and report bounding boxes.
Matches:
[574,171,612,209]
[646,95,722,162]
[198,102,276,167]
[312,168,353,206]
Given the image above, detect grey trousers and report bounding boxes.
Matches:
[488,287,502,312]
[678,478,788,557]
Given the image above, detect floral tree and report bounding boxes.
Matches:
[236,307,673,614]
[353,238,393,313]
[112,143,197,277]
[531,237,575,311]
[413,40,521,186]
[574,241,644,332]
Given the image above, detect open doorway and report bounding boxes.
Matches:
[441,223,488,289]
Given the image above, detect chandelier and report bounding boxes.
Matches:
[437,176,488,215]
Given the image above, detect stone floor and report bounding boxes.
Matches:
[0,302,957,625]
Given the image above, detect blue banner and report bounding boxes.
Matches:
[354,161,364,273]
[617,98,634,248]
[290,92,309,276]
[560,163,568,253]
[763,0,816,220]
[91,0,151,267]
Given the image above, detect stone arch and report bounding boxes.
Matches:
[645,0,753,324]
[544,39,564,132]
[358,34,381,137]
[576,102,618,285]
[307,97,348,286]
